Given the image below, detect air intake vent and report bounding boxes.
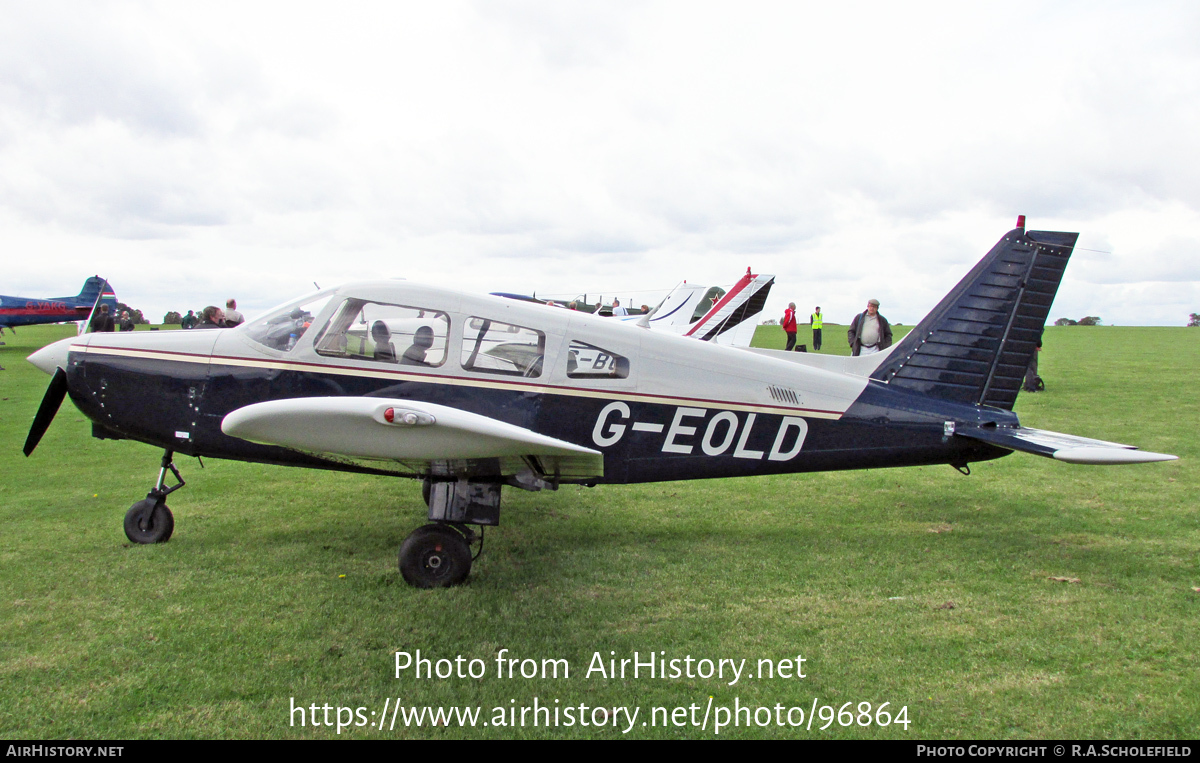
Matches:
[768,385,800,405]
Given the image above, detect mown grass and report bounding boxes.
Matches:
[0,323,1195,739]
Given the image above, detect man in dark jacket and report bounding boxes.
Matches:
[89,304,115,333]
[847,298,892,356]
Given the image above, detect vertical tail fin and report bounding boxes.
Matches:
[871,225,1077,410]
[76,276,117,335]
[681,269,775,345]
[76,276,115,304]
[634,269,775,347]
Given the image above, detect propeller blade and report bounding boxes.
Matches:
[23,367,69,456]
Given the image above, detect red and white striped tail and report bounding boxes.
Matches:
[683,268,775,344]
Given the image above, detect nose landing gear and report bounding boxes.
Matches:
[123,450,184,544]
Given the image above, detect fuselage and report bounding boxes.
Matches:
[47,280,1014,484]
[1,296,92,328]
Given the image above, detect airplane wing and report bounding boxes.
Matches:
[221,397,604,479]
[956,426,1177,465]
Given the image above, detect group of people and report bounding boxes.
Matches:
[180,299,244,330]
[87,305,136,333]
[780,297,1045,392]
[780,299,893,356]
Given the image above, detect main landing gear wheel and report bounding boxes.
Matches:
[123,498,175,544]
[399,524,471,588]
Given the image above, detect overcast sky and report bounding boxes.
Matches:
[3,0,1198,326]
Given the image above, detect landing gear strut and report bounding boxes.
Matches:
[399,478,499,588]
[124,450,184,544]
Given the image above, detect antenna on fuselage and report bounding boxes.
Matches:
[79,288,105,336]
[635,279,684,328]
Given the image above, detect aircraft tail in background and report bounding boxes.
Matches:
[69,277,117,307]
[1,276,117,330]
[636,268,774,347]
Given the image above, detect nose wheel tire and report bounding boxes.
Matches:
[123,499,175,544]
[399,524,471,588]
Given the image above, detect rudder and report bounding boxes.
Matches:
[870,225,1077,410]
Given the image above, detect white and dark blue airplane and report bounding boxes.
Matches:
[1,277,117,331]
[22,221,1176,587]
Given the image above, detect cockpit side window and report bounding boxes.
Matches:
[243,293,334,352]
[566,340,629,379]
[313,299,449,366]
[690,286,726,323]
[460,317,544,377]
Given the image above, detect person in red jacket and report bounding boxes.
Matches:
[781,302,798,351]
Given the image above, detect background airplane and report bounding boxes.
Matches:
[493,268,775,347]
[22,221,1176,589]
[624,267,774,347]
[0,277,117,331]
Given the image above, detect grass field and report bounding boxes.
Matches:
[0,323,1195,739]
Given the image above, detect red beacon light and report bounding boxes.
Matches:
[383,407,423,426]
[1016,215,1026,230]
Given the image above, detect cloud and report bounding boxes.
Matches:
[470,0,640,68]
[0,1,1197,326]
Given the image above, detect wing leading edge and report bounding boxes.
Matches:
[221,397,604,478]
[957,426,1177,465]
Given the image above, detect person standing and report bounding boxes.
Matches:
[1022,330,1044,392]
[847,299,892,356]
[195,305,226,329]
[810,306,823,351]
[781,302,798,351]
[224,299,244,327]
[89,304,115,333]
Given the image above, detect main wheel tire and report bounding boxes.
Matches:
[399,524,471,588]
[124,499,175,544]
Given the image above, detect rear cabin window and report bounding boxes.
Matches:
[567,340,629,379]
[460,317,545,377]
[313,299,449,367]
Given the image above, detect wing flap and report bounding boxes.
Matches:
[222,397,603,477]
[958,425,1177,465]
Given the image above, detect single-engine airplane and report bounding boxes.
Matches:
[1,277,117,332]
[23,220,1176,587]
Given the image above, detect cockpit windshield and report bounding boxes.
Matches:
[691,286,726,323]
[242,292,335,352]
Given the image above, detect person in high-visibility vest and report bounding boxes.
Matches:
[810,306,823,351]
